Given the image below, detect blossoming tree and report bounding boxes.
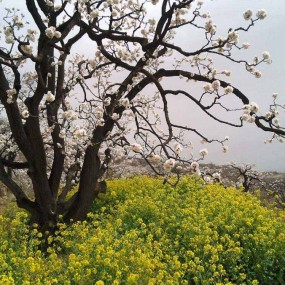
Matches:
[0,0,284,230]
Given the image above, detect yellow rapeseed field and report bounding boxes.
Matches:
[0,176,285,284]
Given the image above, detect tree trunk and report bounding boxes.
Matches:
[63,145,104,222]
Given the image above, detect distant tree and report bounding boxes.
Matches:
[0,0,284,231]
[267,178,285,208]
[228,163,263,193]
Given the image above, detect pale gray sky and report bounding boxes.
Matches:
[165,1,285,172]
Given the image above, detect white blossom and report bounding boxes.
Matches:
[272,107,279,116]
[256,9,267,20]
[59,129,66,139]
[253,70,262,78]
[45,91,55,102]
[243,9,253,20]
[190,161,199,170]
[6,88,17,104]
[173,142,183,154]
[273,118,280,128]
[21,110,30,119]
[241,113,250,121]
[120,98,130,108]
[45,26,56,39]
[54,31,62,39]
[272,93,278,99]
[131,143,142,153]
[13,15,24,29]
[151,0,159,5]
[56,143,62,149]
[62,110,78,120]
[203,83,211,92]
[6,88,17,96]
[190,161,200,175]
[212,172,221,181]
[222,145,229,153]
[199,148,208,156]
[7,98,13,104]
[46,0,53,7]
[163,158,175,172]
[104,97,111,106]
[222,70,231,77]
[228,31,239,42]
[204,176,211,183]
[242,42,250,49]
[250,102,259,113]
[97,118,105,126]
[54,5,62,11]
[242,104,251,113]
[90,9,99,19]
[249,115,256,123]
[74,128,87,139]
[4,26,13,37]
[262,51,270,60]
[27,28,37,42]
[95,106,104,119]
[149,154,162,163]
[111,113,120,120]
[224,85,233,94]
[211,80,220,90]
[205,20,216,34]
[264,111,272,120]
[5,36,15,44]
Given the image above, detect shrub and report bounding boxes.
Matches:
[0,176,285,284]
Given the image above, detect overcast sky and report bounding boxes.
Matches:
[194,1,285,172]
[163,0,285,172]
[0,1,284,172]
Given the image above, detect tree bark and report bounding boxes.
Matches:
[63,145,104,222]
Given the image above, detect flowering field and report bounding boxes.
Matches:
[1,176,285,284]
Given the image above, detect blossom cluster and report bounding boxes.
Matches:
[203,81,233,95]
[45,26,62,39]
[6,88,17,104]
[241,102,259,123]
